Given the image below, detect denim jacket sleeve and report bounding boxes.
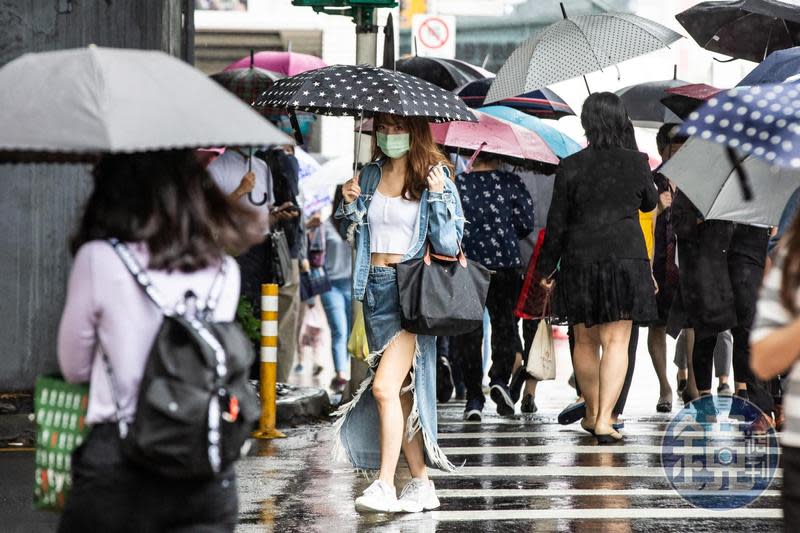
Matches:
[427,172,465,257]
[334,169,369,224]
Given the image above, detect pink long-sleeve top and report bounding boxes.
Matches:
[57,240,240,425]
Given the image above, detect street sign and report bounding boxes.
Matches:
[412,14,456,58]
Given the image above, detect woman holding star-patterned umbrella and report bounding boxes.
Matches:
[257,65,474,514]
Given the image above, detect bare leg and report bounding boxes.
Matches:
[647,326,673,402]
[372,331,419,489]
[595,321,632,436]
[684,329,700,401]
[400,377,428,481]
[572,324,601,427]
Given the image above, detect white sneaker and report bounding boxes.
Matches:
[354,480,401,513]
[398,478,440,513]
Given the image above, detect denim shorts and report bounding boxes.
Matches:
[364,266,402,353]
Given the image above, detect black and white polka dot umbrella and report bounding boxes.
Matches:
[680,82,800,169]
[485,12,682,103]
[254,64,476,123]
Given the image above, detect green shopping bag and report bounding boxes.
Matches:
[33,375,90,512]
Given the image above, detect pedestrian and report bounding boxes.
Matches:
[258,144,310,382]
[318,186,354,392]
[451,153,534,421]
[536,92,658,443]
[333,112,464,514]
[645,123,683,412]
[207,147,298,379]
[673,329,733,402]
[56,150,262,532]
[751,208,800,531]
[514,166,557,414]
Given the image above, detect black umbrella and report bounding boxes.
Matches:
[456,78,575,119]
[659,83,725,120]
[254,64,476,123]
[396,56,490,91]
[676,0,800,63]
[615,76,688,128]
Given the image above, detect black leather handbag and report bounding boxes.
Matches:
[396,245,492,337]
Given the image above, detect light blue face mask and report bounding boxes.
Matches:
[376,132,410,159]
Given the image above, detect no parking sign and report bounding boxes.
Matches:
[412,14,456,58]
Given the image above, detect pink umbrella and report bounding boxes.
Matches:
[430,110,560,167]
[225,51,326,77]
[355,112,559,167]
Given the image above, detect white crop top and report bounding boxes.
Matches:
[368,190,421,255]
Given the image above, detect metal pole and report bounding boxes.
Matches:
[252,283,286,439]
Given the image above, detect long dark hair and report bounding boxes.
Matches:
[781,212,800,312]
[371,113,453,201]
[581,92,638,151]
[71,150,264,272]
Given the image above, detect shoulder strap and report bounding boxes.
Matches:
[201,259,228,321]
[109,239,173,316]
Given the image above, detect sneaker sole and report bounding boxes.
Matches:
[490,386,515,416]
[464,409,482,422]
[354,500,400,514]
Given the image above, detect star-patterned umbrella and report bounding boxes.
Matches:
[680,81,800,169]
[254,64,477,123]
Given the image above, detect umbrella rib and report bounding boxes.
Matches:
[563,19,606,70]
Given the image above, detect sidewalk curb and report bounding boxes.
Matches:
[277,386,331,426]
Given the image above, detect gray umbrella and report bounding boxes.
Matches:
[0,46,292,162]
[660,137,800,226]
[486,9,682,103]
[615,76,687,128]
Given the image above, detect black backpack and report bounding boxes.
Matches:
[104,240,260,479]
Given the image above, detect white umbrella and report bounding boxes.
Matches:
[0,46,291,162]
[660,137,800,226]
[486,11,682,103]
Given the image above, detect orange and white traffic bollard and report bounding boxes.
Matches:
[252,283,286,439]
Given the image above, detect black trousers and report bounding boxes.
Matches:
[692,225,770,411]
[59,424,238,533]
[453,268,523,403]
[784,446,800,532]
[569,326,638,416]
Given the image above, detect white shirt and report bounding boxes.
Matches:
[368,190,420,255]
[208,149,274,212]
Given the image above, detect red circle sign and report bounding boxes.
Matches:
[418,17,450,50]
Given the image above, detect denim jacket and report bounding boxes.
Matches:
[335,159,465,301]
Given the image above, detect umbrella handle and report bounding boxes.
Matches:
[248,191,269,206]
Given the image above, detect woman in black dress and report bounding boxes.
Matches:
[537,92,658,443]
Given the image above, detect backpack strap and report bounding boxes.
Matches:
[200,259,228,321]
[109,239,174,316]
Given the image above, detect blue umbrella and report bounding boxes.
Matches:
[738,46,800,86]
[479,105,582,159]
[680,82,800,169]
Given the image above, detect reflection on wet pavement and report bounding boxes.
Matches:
[236,335,782,532]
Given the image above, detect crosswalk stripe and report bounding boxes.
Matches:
[398,508,783,521]
[438,444,770,454]
[435,488,782,498]
[438,430,758,439]
[429,466,783,478]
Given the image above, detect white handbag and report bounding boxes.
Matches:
[526,319,556,381]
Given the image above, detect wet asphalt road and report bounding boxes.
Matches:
[0,332,784,532]
[236,332,784,532]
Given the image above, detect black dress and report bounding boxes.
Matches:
[536,147,659,327]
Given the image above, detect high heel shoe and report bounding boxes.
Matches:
[595,430,623,444]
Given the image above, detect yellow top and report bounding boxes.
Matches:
[639,209,657,261]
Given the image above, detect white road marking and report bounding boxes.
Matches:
[438,444,775,455]
[428,466,783,478]
[437,431,761,439]
[398,508,783,521]
[436,488,782,498]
